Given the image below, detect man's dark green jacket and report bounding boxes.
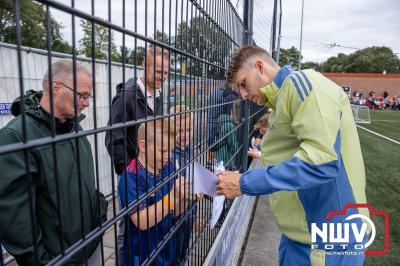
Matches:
[0,90,108,265]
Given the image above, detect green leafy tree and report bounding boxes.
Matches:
[346,46,400,73]
[0,0,71,53]
[301,61,322,71]
[323,47,400,73]
[279,46,302,69]
[126,46,145,65]
[154,30,170,45]
[174,17,232,79]
[323,53,350,72]
[114,31,168,65]
[79,20,119,61]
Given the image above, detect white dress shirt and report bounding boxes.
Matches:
[137,77,161,112]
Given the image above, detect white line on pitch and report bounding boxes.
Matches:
[357,125,400,145]
[371,120,400,123]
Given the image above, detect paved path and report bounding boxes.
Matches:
[240,195,281,266]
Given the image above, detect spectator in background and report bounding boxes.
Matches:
[248,113,269,159]
[391,95,400,110]
[367,91,377,109]
[383,90,389,109]
[0,60,107,265]
[207,88,239,149]
[359,89,364,99]
[383,90,389,99]
[215,101,241,170]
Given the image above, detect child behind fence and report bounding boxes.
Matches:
[118,119,189,266]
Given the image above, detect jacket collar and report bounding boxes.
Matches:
[11,90,85,134]
[260,65,293,110]
[35,104,86,134]
[274,65,294,88]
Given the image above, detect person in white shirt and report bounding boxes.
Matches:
[105,45,170,266]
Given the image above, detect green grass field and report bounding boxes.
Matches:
[358,110,400,265]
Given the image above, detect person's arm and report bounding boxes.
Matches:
[240,76,342,195]
[0,129,51,265]
[119,171,189,230]
[131,195,173,230]
[131,176,190,230]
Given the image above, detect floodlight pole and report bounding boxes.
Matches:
[299,0,304,70]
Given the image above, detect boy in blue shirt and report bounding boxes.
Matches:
[118,119,189,266]
[170,105,193,264]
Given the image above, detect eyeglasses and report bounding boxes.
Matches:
[59,81,93,102]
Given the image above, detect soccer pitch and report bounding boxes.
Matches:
[358,110,400,265]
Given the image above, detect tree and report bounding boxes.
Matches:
[125,46,145,65]
[0,0,71,53]
[322,47,400,73]
[154,30,170,45]
[301,61,322,71]
[174,17,232,79]
[79,20,119,61]
[112,31,168,65]
[279,46,301,69]
[323,53,351,72]
[346,46,400,73]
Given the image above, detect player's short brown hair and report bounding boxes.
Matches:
[225,45,277,89]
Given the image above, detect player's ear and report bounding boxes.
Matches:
[255,60,264,74]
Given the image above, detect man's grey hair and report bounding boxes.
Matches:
[42,59,91,91]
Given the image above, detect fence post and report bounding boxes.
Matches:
[240,0,254,172]
[271,0,278,59]
[276,0,283,63]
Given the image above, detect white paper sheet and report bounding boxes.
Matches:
[186,161,218,197]
[186,161,226,228]
[210,195,225,229]
[251,137,256,149]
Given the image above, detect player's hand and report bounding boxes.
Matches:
[248,149,260,158]
[216,171,242,199]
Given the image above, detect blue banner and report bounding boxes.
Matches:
[0,103,12,115]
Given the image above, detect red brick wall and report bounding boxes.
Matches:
[322,73,400,97]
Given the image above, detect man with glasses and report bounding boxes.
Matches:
[0,60,107,265]
[59,80,93,102]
